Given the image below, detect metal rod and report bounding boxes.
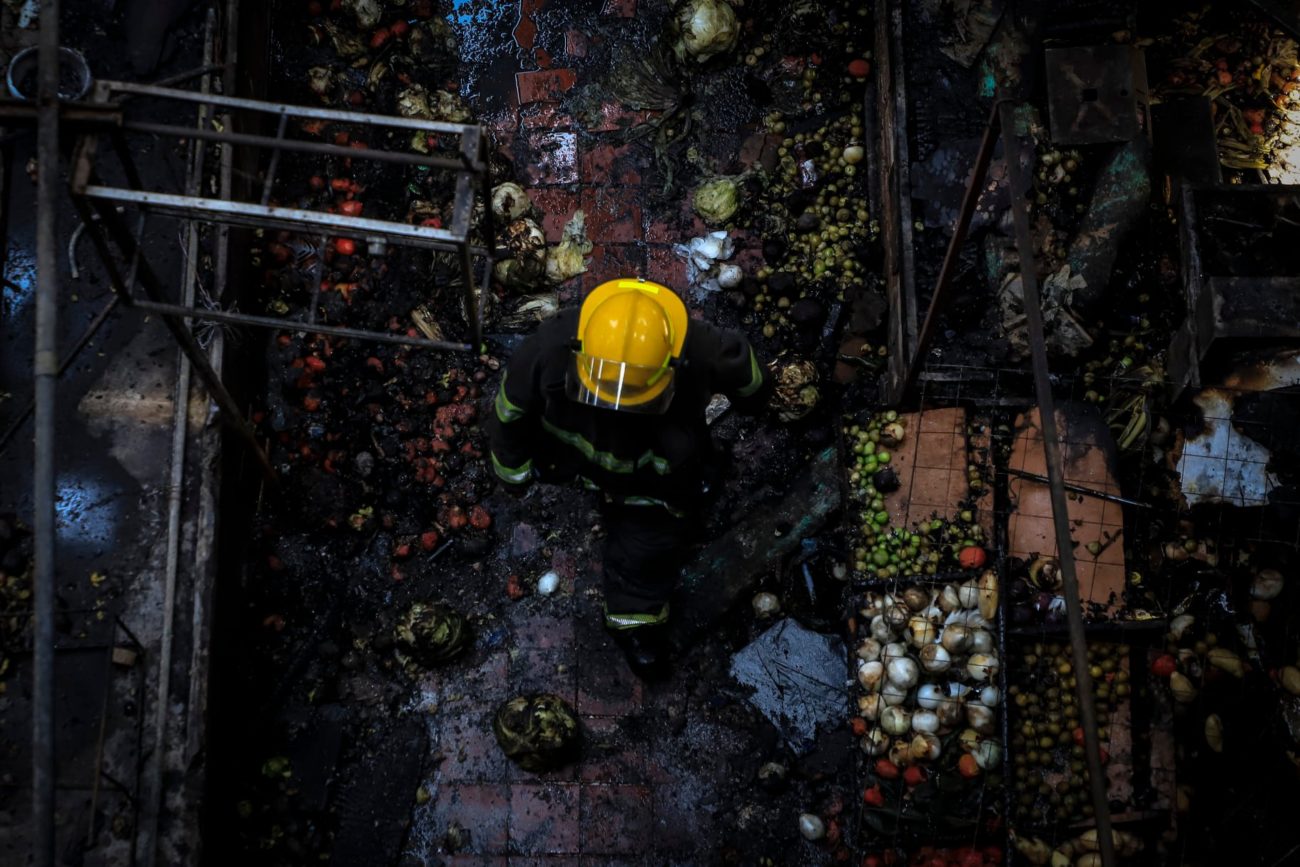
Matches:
[259,113,289,206]
[131,299,474,352]
[76,196,280,484]
[150,63,229,89]
[900,102,1004,401]
[32,1,60,863]
[0,296,121,453]
[80,185,468,248]
[998,97,1117,867]
[305,234,327,326]
[1004,467,1153,509]
[100,79,479,134]
[121,120,476,171]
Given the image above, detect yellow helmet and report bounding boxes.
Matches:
[569,278,689,413]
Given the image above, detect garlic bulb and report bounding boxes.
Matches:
[881,705,912,736]
[919,643,951,673]
[861,726,889,755]
[966,702,995,733]
[1252,568,1284,600]
[908,615,937,647]
[880,681,908,706]
[974,739,1002,770]
[798,813,826,841]
[968,629,994,654]
[916,683,942,710]
[871,615,894,643]
[858,692,885,721]
[939,584,962,612]
[958,580,980,609]
[856,638,883,662]
[887,656,920,689]
[857,660,885,691]
[941,624,971,654]
[911,710,940,733]
[910,732,942,762]
[966,652,999,683]
[978,685,1000,707]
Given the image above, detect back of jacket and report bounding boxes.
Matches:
[487,308,766,510]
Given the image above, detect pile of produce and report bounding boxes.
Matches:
[851,576,1003,833]
[1007,641,1127,827]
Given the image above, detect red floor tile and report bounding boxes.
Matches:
[579,189,643,243]
[510,647,578,706]
[442,856,508,866]
[439,710,513,783]
[600,0,637,17]
[581,101,659,134]
[524,132,580,186]
[577,649,643,717]
[510,608,577,650]
[644,246,687,289]
[580,784,653,854]
[509,783,581,855]
[578,717,647,781]
[521,103,576,131]
[516,69,578,105]
[564,30,589,59]
[579,142,644,186]
[529,188,581,243]
[650,782,705,853]
[430,783,511,855]
[582,245,648,292]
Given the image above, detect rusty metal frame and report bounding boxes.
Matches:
[68,79,494,353]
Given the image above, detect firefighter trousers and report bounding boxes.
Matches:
[600,498,692,632]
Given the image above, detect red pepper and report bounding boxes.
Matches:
[420,217,443,228]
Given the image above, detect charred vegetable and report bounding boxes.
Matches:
[493,693,581,772]
[394,602,472,667]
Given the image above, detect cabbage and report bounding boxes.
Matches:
[693,177,740,225]
[545,210,593,284]
[672,0,740,63]
[491,182,532,221]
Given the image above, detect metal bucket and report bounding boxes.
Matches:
[5,46,92,101]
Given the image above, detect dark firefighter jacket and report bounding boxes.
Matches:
[487,307,767,512]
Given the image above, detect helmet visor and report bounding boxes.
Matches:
[566,351,676,413]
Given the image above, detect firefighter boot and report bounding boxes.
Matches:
[608,624,671,681]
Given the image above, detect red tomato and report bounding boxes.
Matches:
[903,765,927,787]
[334,238,357,256]
[863,785,885,807]
[874,758,900,780]
[338,199,364,217]
[959,546,987,569]
[848,58,871,78]
[957,753,981,778]
[850,717,868,737]
[1151,654,1177,677]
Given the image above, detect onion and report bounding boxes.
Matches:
[751,591,780,617]
[969,629,994,654]
[966,702,995,733]
[978,685,999,707]
[887,656,920,688]
[974,739,1002,770]
[902,587,930,611]
[889,737,912,768]
[881,705,911,736]
[798,813,826,841]
[1252,568,1284,600]
[861,726,890,756]
[908,615,937,647]
[882,642,910,664]
[1207,647,1244,678]
[856,638,882,662]
[935,692,964,728]
[491,182,532,221]
[716,263,744,289]
[858,693,885,721]
[870,615,895,643]
[966,652,999,683]
[857,660,885,691]
[916,683,943,710]
[884,603,909,630]
[881,681,909,706]
[939,584,962,612]
[919,643,951,673]
[940,624,971,654]
[911,710,940,733]
[910,732,942,762]
[958,580,980,609]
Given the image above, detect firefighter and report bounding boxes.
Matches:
[487,277,768,678]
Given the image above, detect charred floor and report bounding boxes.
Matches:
[3,0,1300,866]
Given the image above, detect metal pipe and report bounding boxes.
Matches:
[131,299,474,352]
[32,1,60,863]
[100,79,478,134]
[259,113,289,206]
[998,97,1117,867]
[121,120,477,171]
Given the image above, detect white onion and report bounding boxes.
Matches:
[969,629,994,654]
[536,571,560,596]
[936,692,964,728]
[887,656,920,689]
[870,614,895,643]
[908,615,937,647]
[881,705,912,736]
[882,642,910,664]
[861,726,890,755]
[916,683,943,710]
[858,693,885,721]
[940,624,971,654]
[979,685,1000,707]
[966,702,995,733]
[910,731,942,762]
[716,263,743,289]
[939,584,962,612]
[857,659,884,691]
[966,652,1000,683]
[798,813,825,841]
[856,638,882,662]
[919,643,951,673]
[1252,568,1284,600]
[881,681,908,706]
[974,739,1002,770]
[911,710,940,734]
[884,603,909,629]
[958,580,980,609]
